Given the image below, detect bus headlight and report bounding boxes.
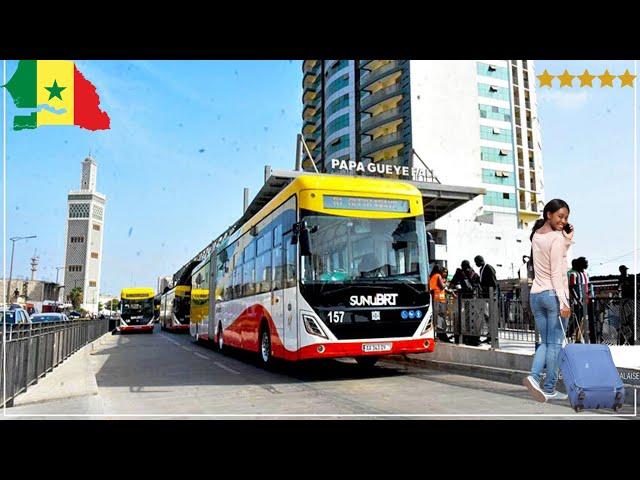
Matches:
[420,311,433,335]
[302,313,328,339]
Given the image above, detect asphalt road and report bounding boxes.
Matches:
[5,325,637,419]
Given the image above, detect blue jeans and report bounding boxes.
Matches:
[529,290,567,393]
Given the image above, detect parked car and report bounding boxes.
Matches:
[30,313,70,323]
[0,307,31,325]
[68,311,82,319]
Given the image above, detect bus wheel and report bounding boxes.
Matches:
[356,356,379,368]
[216,323,224,353]
[259,325,273,368]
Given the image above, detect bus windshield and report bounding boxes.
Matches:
[301,212,428,285]
[121,298,153,319]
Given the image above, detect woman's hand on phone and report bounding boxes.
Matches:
[560,306,571,318]
[563,223,574,241]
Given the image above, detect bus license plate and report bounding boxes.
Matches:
[362,343,392,353]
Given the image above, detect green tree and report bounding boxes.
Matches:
[108,299,120,311]
[69,287,83,310]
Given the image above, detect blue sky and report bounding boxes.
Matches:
[2,60,638,295]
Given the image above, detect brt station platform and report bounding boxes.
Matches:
[173,168,484,283]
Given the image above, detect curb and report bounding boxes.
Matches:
[386,354,638,407]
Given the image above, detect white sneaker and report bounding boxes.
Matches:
[523,375,547,403]
[545,390,569,401]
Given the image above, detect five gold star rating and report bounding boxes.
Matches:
[537,69,636,88]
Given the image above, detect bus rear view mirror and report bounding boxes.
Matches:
[426,232,436,264]
[392,241,408,250]
[292,221,312,256]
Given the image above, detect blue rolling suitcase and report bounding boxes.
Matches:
[558,343,625,413]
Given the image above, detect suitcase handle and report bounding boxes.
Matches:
[558,315,568,348]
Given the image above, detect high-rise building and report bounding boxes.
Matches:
[63,156,106,313]
[301,60,545,278]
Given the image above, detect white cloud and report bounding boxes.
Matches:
[537,89,590,109]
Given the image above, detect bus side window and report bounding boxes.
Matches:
[233,263,242,300]
[272,247,283,290]
[256,251,271,294]
[243,259,255,297]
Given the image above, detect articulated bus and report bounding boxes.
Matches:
[159,285,191,332]
[119,287,155,333]
[191,174,435,367]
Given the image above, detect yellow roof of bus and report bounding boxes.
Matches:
[243,174,423,232]
[121,287,155,299]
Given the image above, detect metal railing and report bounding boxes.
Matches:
[0,318,109,407]
[433,288,638,348]
[360,83,402,111]
[360,60,401,89]
[361,131,403,156]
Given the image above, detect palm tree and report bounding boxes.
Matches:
[69,287,83,310]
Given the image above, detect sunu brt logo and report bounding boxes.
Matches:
[349,293,399,307]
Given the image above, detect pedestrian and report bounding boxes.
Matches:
[571,257,596,343]
[450,260,473,296]
[475,255,498,344]
[475,255,498,297]
[430,265,451,343]
[617,265,635,345]
[523,199,574,403]
[567,259,581,342]
[618,265,634,299]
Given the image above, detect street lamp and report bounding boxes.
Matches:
[6,235,37,304]
[55,266,64,284]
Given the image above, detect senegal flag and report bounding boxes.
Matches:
[4,60,110,131]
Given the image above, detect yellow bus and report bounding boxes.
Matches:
[159,285,191,332]
[119,287,155,333]
[191,173,434,367]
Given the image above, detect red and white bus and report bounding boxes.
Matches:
[191,173,435,367]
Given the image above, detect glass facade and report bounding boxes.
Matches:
[483,191,516,208]
[479,104,511,122]
[480,125,513,143]
[476,62,509,81]
[482,168,515,186]
[477,83,510,101]
[480,146,514,165]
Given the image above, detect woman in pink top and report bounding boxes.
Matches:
[523,199,574,403]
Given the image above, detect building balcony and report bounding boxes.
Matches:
[303,82,320,103]
[302,97,322,120]
[360,107,403,134]
[360,83,402,112]
[303,117,318,135]
[303,69,320,87]
[360,60,402,90]
[303,60,319,73]
[361,131,403,157]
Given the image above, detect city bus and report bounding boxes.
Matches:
[189,258,211,339]
[119,287,155,333]
[191,173,434,367]
[159,285,191,332]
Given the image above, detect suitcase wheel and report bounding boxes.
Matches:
[574,404,584,413]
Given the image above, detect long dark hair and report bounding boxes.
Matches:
[530,199,570,241]
[430,264,442,279]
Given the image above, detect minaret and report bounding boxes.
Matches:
[63,156,107,313]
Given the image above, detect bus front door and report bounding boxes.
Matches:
[282,232,298,357]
